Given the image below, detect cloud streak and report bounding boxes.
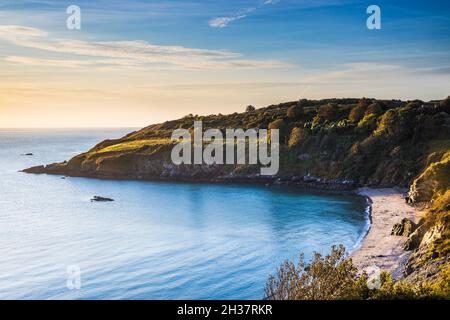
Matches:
[0,24,291,70]
[0,25,47,38]
[209,0,275,28]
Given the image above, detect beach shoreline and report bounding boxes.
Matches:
[351,187,421,279]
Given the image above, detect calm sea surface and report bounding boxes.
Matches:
[0,129,369,299]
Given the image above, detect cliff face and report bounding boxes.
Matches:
[404,163,449,283]
[402,147,449,285]
[408,151,450,203]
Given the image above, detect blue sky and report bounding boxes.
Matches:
[0,0,449,127]
[1,0,448,67]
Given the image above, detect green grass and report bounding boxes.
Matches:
[97,138,172,153]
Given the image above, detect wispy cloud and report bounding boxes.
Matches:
[0,25,47,38]
[4,56,138,68]
[0,24,291,70]
[209,0,275,28]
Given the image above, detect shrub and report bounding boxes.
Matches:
[268,119,288,144]
[440,96,450,109]
[374,109,399,136]
[349,104,367,123]
[374,108,414,140]
[317,103,339,122]
[372,267,450,299]
[287,105,303,119]
[357,113,378,131]
[404,100,423,110]
[265,245,450,300]
[357,98,372,108]
[365,102,384,117]
[246,105,256,112]
[288,127,308,147]
[265,245,368,300]
[268,119,287,130]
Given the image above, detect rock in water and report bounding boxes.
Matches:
[91,196,114,202]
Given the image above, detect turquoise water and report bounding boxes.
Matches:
[0,129,369,299]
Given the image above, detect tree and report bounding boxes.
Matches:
[265,245,368,300]
[439,96,450,109]
[268,119,288,144]
[317,103,339,122]
[287,105,303,119]
[265,245,450,300]
[404,100,422,110]
[349,104,367,123]
[246,105,256,112]
[365,102,384,117]
[288,127,308,147]
[357,98,371,108]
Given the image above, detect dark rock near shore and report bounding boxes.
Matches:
[391,218,416,236]
[91,196,114,202]
[403,223,427,251]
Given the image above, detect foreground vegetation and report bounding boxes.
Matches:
[265,245,450,300]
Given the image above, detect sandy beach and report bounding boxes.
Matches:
[351,188,421,279]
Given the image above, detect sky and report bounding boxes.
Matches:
[0,0,449,128]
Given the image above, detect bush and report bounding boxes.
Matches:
[246,105,256,112]
[357,113,378,131]
[349,104,367,123]
[265,245,450,300]
[268,119,288,144]
[404,100,423,110]
[287,105,303,119]
[357,98,372,108]
[374,108,413,140]
[317,103,339,122]
[265,245,368,300]
[268,119,287,130]
[365,102,384,117]
[440,96,450,109]
[288,127,308,147]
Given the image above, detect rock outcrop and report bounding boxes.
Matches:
[91,196,114,202]
[408,151,450,203]
[391,218,416,237]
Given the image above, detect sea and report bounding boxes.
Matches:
[0,128,369,299]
